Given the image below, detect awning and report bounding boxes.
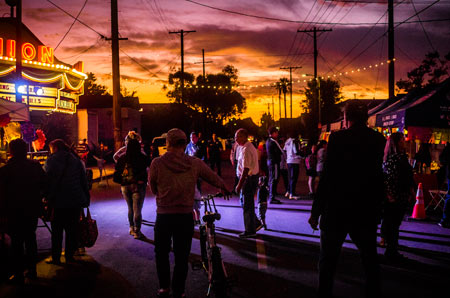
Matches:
[0,98,30,122]
[375,78,450,129]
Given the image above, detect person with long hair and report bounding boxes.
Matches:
[44,139,90,264]
[306,144,318,197]
[381,132,415,261]
[116,138,150,239]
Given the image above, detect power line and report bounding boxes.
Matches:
[120,49,159,78]
[411,0,436,51]
[185,0,448,26]
[59,37,103,60]
[46,0,106,39]
[54,0,89,50]
[333,0,441,73]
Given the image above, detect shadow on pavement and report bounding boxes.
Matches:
[0,254,137,298]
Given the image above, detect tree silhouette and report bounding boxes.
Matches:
[396,51,450,93]
[303,78,342,137]
[84,72,109,96]
[166,65,246,133]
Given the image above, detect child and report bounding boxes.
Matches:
[257,176,269,229]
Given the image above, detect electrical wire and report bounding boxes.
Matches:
[333,0,440,73]
[54,0,89,51]
[46,0,106,39]
[185,0,448,26]
[59,37,103,60]
[411,0,436,51]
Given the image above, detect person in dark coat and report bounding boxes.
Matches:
[0,138,47,283]
[207,133,222,176]
[44,139,90,264]
[308,100,386,298]
[266,127,283,204]
[380,132,415,261]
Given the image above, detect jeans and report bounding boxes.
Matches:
[154,213,194,296]
[239,175,260,233]
[257,186,269,221]
[267,161,280,201]
[319,224,380,298]
[380,202,406,255]
[121,183,146,232]
[287,163,300,196]
[8,216,38,278]
[51,208,80,261]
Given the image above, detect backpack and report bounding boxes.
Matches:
[121,162,135,185]
[305,154,317,170]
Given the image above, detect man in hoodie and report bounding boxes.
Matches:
[149,128,230,298]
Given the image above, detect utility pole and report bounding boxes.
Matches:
[169,30,196,104]
[298,27,331,128]
[278,87,281,121]
[280,66,302,119]
[108,0,128,151]
[388,0,395,99]
[194,49,212,78]
[271,95,274,120]
[7,0,22,103]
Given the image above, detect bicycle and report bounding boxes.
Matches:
[195,193,230,298]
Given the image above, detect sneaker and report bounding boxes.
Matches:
[438,222,450,229]
[156,289,170,297]
[289,195,300,200]
[129,226,136,236]
[134,231,144,239]
[239,232,256,238]
[270,199,282,204]
[284,192,290,197]
[255,222,263,232]
[45,257,62,265]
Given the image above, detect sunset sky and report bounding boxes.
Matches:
[1,0,449,123]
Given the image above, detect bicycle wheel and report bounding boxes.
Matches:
[199,225,208,269]
[211,246,228,298]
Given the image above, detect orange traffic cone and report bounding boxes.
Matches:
[411,183,426,220]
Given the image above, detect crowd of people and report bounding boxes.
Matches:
[1,100,450,298]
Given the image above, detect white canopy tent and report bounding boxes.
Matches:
[0,98,30,122]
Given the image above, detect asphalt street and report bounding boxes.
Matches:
[1,162,450,298]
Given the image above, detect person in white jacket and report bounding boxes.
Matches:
[283,133,304,200]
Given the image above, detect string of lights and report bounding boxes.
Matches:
[114,58,394,91]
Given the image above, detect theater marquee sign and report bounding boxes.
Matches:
[0,35,86,114]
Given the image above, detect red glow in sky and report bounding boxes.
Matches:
[1,0,449,122]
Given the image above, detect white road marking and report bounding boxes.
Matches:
[255,237,268,270]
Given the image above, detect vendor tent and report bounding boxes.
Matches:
[0,98,30,122]
[375,78,450,130]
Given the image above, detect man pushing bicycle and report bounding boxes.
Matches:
[149,128,231,298]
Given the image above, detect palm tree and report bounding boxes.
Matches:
[277,78,290,119]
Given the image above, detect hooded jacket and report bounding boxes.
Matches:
[149,151,226,214]
[44,150,90,209]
